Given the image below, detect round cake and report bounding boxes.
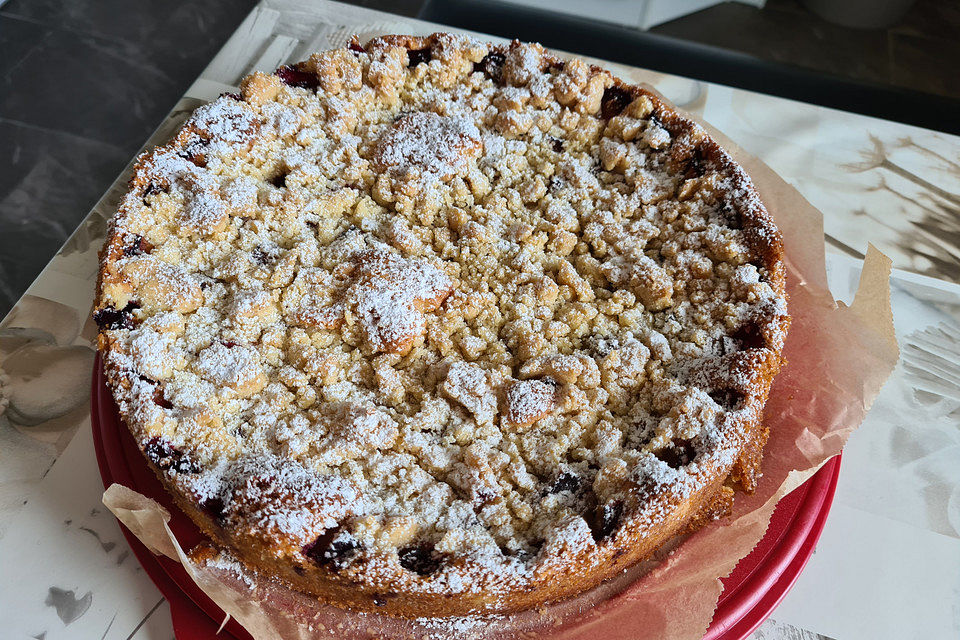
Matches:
[95,33,789,617]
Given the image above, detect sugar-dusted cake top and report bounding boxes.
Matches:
[96,33,788,615]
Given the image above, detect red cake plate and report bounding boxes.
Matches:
[92,356,840,640]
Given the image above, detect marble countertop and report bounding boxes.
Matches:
[0,1,958,638]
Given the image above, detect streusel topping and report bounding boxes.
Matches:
[97,34,787,601]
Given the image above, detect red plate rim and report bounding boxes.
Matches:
[91,355,839,640]
[92,357,253,640]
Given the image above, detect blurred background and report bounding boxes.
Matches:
[453,0,959,99]
[0,0,957,318]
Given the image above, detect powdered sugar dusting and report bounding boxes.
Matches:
[193,342,264,393]
[441,362,499,425]
[347,248,453,354]
[188,97,260,146]
[373,111,481,180]
[503,379,557,428]
[201,549,257,590]
[182,185,228,234]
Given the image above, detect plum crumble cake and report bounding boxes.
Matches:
[95,33,789,617]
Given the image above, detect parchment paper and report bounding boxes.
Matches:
[102,85,900,639]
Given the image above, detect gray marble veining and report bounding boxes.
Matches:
[44,587,93,626]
